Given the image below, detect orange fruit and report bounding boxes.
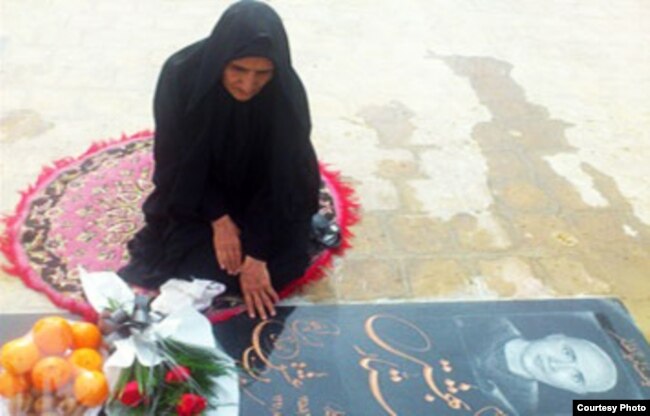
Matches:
[32,316,74,355]
[70,321,102,349]
[31,356,73,392]
[73,370,109,407]
[68,348,103,374]
[0,337,41,375]
[0,370,29,398]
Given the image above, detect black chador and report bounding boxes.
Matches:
[119,1,320,294]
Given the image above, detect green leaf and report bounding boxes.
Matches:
[134,361,146,394]
[114,367,133,398]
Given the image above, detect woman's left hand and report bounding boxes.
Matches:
[239,256,279,320]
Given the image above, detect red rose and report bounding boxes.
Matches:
[165,365,191,383]
[120,380,144,407]
[176,393,207,416]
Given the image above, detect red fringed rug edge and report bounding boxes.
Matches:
[0,130,360,323]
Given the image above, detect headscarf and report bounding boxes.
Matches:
[164,0,319,224]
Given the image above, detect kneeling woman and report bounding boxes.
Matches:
[119,1,320,320]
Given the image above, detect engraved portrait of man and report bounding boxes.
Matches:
[456,316,618,415]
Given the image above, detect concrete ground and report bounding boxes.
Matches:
[1,1,649,339]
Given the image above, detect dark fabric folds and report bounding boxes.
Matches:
[119,0,319,291]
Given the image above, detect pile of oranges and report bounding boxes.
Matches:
[0,316,109,415]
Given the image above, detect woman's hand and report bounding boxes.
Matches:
[239,256,279,320]
[212,215,242,275]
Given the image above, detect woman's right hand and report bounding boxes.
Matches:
[239,256,279,320]
[212,215,242,275]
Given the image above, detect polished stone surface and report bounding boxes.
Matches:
[214,299,650,415]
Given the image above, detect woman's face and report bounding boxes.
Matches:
[222,56,274,102]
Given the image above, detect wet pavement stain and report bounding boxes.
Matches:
[358,101,416,148]
[348,53,649,338]
[0,109,54,141]
[429,52,650,334]
[346,53,650,338]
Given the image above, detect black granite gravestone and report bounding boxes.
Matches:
[212,298,649,415]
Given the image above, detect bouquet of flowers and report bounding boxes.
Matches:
[105,336,227,415]
[80,269,239,416]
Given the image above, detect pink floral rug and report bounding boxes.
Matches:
[1,131,359,322]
